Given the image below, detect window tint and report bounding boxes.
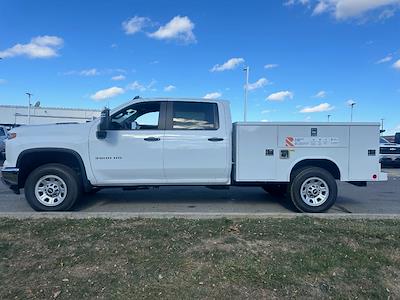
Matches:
[111,102,161,130]
[0,128,5,136]
[172,102,218,130]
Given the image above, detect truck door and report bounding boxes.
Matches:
[89,101,166,185]
[163,101,230,184]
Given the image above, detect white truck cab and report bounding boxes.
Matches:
[1,97,387,212]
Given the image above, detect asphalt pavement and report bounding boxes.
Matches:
[1,166,399,214]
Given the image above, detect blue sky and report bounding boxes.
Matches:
[0,0,399,133]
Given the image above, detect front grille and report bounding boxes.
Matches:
[380,147,400,154]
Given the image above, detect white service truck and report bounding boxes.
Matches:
[1,98,387,212]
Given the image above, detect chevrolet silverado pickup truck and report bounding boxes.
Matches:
[1,97,387,212]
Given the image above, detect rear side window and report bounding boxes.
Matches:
[172,102,219,130]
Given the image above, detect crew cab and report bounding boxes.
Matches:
[1,98,387,212]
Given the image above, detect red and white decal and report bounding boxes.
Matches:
[285,136,294,147]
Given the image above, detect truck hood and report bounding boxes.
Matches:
[11,122,94,137]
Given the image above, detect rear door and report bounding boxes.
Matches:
[163,101,229,184]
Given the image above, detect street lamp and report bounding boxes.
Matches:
[347,100,357,122]
[25,92,33,125]
[243,66,249,122]
[327,114,332,122]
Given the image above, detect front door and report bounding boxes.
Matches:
[163,101,229,184]
[89,101,166,185]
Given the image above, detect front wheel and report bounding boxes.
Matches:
[24,163,81,211]
[289,167,337,213]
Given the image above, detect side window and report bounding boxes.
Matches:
[172,102,219,130]
[0,128,5,136]
[111,102,161,130]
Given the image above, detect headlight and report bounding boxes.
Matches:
[8,133,16,139]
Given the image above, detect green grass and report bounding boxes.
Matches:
[0,217,399,299]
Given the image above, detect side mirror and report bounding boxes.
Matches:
[96,108,110,139]
[131,121,138,130]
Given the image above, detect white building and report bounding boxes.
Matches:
[0,105,101,127]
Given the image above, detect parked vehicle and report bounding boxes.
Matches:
[0,126,8,159]
[1,98,387,212]
[380,137,400,166]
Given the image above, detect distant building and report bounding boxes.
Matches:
[0,104,101,127]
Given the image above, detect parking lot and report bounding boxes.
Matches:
[1,162,399,214]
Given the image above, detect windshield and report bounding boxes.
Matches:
[380,137,389,143]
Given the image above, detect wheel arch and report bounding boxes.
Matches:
[289,158,341,181]
[16,148,92,191]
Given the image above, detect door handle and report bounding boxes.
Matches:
[208,137,224,142]
[144,137,160,142]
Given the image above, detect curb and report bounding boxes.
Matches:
[1,212,400,220]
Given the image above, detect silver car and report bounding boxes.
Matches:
[0,126,8,159]
[380,137,400,166]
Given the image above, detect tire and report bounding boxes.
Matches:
[24,163,81,211]
[289,167,337,213]
[262,184,288,197]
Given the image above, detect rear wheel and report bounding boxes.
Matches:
[262,184,288,197]
[289,167,337,213]
[24,163,81,211]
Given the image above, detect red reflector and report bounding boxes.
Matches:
[372,174,377,179]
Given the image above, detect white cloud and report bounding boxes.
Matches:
[210,57,245,72]
[203,92,222,99]
[261,109,277,114]
[80,68,100,76]
[148,16,196,43]
[300,102,334,113]
[127,81,146,92]
[393,59,400,70]
[314,90,327,98]
[312,0,400,20]
[122,16,150,35]
[91,87,125,101]
[126,80,157,92]
[313,1,331,15]
[247,78,269,91]
[346,99,357,106]
[266,91,294,101]
[264,64,279,69]
[376,55,393,64]
[0,35,63,59]
[285,0,310,6]
[164,85,176,92]
[111,74,126,81]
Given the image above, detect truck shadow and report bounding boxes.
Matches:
[75,186,298,212]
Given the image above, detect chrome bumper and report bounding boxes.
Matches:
[1,167,20,194]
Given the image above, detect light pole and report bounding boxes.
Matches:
[350,103,355,122]
[381,118,384,132]
[348,101,356,122]
[25,92,33,125]
[243,66,249,122]
[327,114,331,122]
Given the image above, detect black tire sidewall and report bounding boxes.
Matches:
[290,167,337,213]
[24,164,80,211]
